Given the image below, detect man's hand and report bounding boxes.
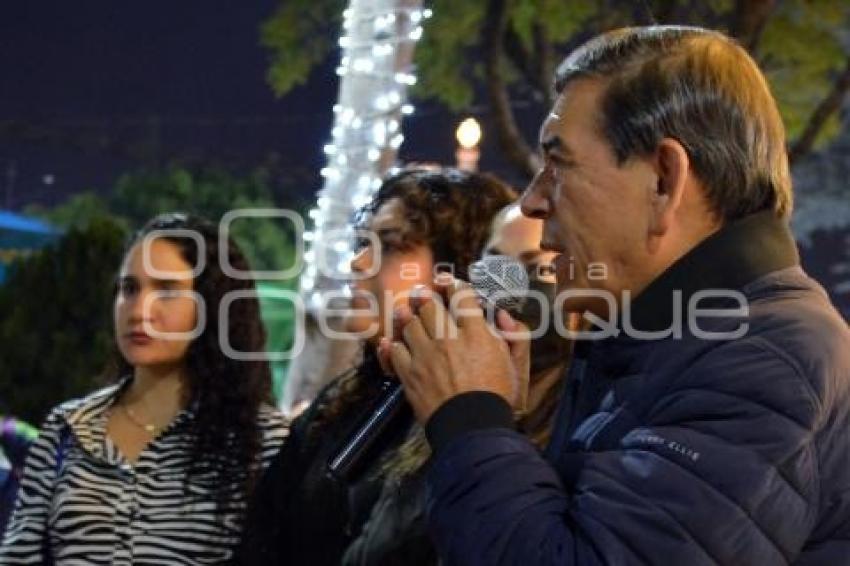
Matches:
[378,275,530,423]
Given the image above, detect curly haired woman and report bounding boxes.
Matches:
[0,213,287,565]
[235,168,521,565]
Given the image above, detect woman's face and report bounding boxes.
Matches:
[114,238,199,371]
[347,198,435,344]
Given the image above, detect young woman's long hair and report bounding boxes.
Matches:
[106,213,272,511]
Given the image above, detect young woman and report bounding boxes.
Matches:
[235,168,518,565]
[0,213,287,564]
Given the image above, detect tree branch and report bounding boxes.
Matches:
[484,0,541,178]
[503,25,546,100]
[729,0,777,54]
[790,57,850,165]
[532,22,554,109]
[651,0,679,24]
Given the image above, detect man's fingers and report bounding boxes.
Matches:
[402,315,433,352]
[496,309,525,338]
[377,337,395,375]
[391,304,415,341]
[496,309,531,411]
[412,285,457,340]
[441,277,484,329]
[408,285,431,314]
[497,309,531,363]
[388,340,413,384]
[432,271,455,298]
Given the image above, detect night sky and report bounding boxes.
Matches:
[1,3,848,315]
[0,1,541,211]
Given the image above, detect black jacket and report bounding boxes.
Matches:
[341,454,436,566]
[236,369,426,565]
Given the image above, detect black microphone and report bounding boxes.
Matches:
[326,254,529,483]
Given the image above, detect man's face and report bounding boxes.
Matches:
[520,78,657,315]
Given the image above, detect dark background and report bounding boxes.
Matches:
[0,1,543,210]
[0,1,847,313]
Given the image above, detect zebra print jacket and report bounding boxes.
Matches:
[0,379,288,565]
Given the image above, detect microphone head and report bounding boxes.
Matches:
[468,254,529,313]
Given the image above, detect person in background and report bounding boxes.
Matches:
[235,168,516,565]
[340,202,576,566]
[1,213,287,564]
[480,204,575,447]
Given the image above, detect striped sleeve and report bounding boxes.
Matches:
[256,405,289,468]
[0,406,66,564]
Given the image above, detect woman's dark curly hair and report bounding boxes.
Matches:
[108,212,272,514]
[313,168,516,441]
[355,168,518,281]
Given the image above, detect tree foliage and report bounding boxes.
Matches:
[261,0,345,96]
[263,0,850,176]
[28,165,300,276]
[0,216,127,424]
[758,1,849,147]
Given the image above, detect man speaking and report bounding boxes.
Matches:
[380,26,850,565]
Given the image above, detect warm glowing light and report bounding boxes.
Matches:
[456,117,482,149]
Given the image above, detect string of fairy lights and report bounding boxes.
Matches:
[300,1,431,311]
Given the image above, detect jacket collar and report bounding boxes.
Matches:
[61,378,128,465]
[577,211,799,377]
[627,210,799,333]
[62,376,196,466]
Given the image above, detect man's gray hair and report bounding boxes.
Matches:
[555,26,792,221]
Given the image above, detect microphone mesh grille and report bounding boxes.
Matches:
[469,254,529,313]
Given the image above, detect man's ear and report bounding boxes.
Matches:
[649,137,690,239]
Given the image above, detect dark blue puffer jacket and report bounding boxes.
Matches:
[424,212,850,565]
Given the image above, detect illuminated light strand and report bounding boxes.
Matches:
[337,28,425,50]
[300,1,426,303]
[342,6,432,26]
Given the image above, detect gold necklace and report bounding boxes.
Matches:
[122,404,159,434]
